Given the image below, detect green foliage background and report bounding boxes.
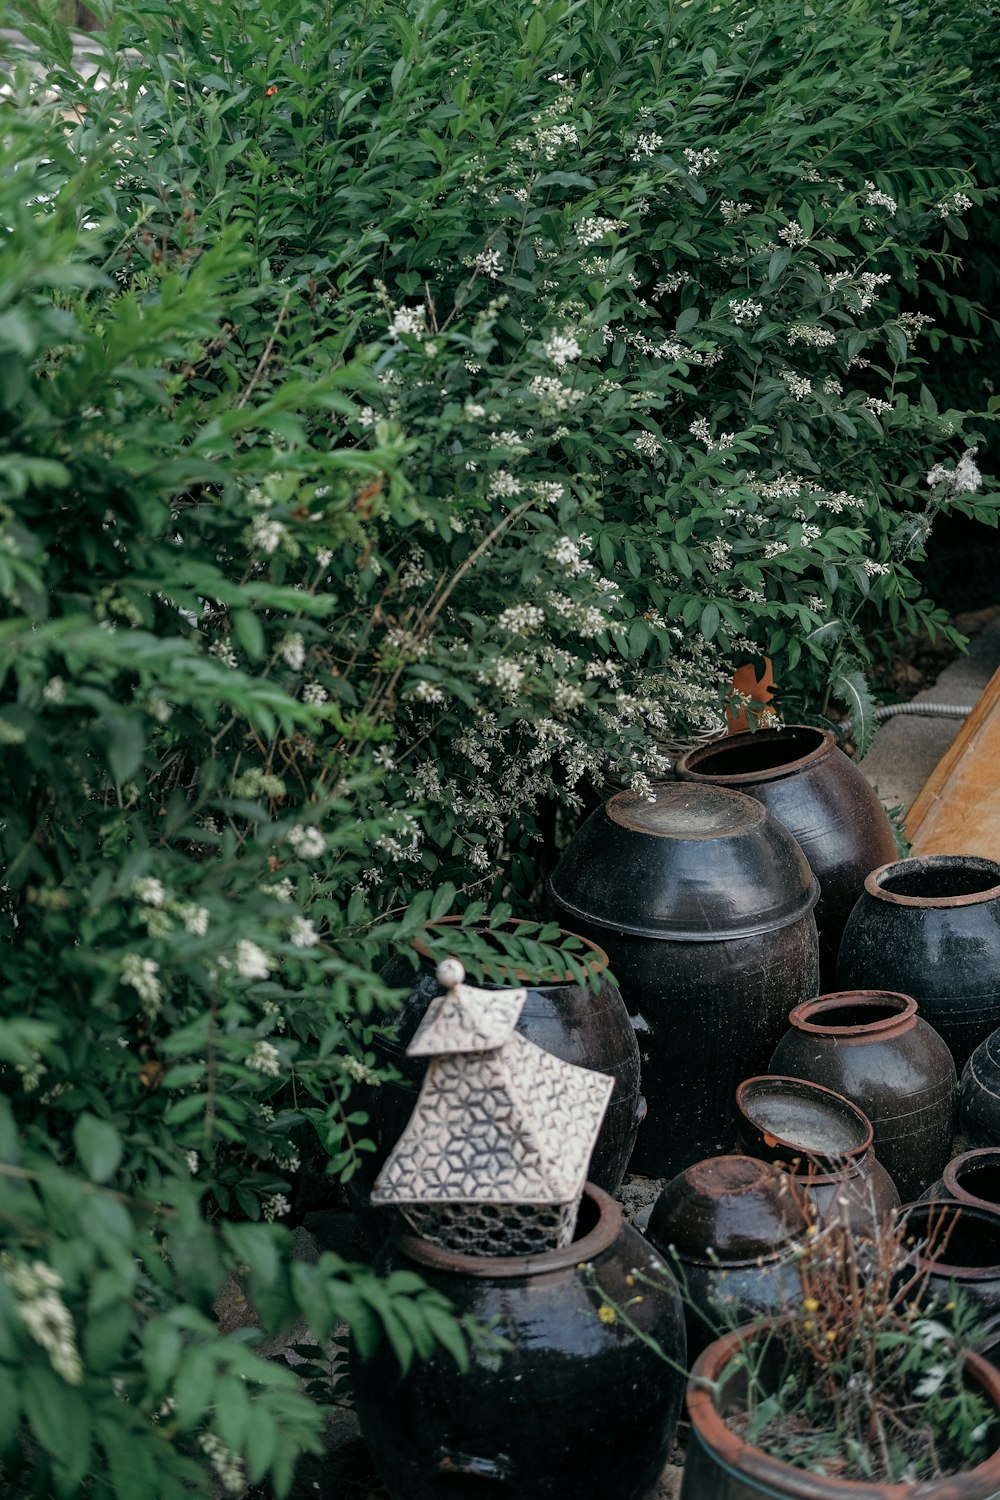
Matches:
[0,0,998,1492]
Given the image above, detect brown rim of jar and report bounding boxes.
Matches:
[677,725,835,786]
[864,854,1000,910]
[787,991,918,1040]
[736,1073,874,1161]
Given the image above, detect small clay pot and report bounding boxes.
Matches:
[735,1075,899,1235]
[677,725,896,986]
[682,1324,1000,1499]
[646,1155,808,1358]
[551,783,819,1177]
[962,1028,1000,1149]
[899,1200,1000,1355]
[352,1184,687,1500]
[837,854,1000,1069]
[769,991,956,1203]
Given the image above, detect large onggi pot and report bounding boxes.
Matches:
[769,991,956,1204]
[682,1325,1000,1498]
[837,855,1000,1070]
[550,783,819,1178]
[367,925,642,1197]
[352,1184,687,1500]
[677,725,896,987]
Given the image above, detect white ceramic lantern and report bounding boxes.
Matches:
[370,958,613,1255]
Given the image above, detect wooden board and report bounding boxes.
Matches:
[906,665,1000,858]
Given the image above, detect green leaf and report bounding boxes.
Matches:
[833,667,878,758]
[700,602,720,641]
[675,306,699,334]
[73,1114,122,1184]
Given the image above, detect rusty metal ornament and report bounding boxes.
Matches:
[370,959,613,1255]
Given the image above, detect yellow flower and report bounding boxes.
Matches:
[597,1304,616,1325]
[625,1275,635,1287]
[803,1297,820,1313]
[803,1319,815,1333]
[825,1329,838,1342]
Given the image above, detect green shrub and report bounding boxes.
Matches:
[2,0,1000,1492]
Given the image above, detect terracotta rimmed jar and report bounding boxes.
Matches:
[550,783,819,1177]
[677,725,896,986]
[961,1029,1000,1148]
[837,855,1000,1069]
[769,991,956,1202]
[925,1149,1000,1212]
[899,1200,1000,1359]
[646,1155,808,1359]
[368,922,643,1198]
[681,1323,1000,1499]
[735,1075,900,1235]
[351,1184,687,1500]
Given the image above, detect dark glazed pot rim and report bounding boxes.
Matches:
[411,917,611,987]
[677,725,835,786]
[392,1183,621,1278]
[900,1200,1000,1282]
[687,1325,1000,1495]
[943,1150,1000,1213]
[788,991,917,1039]
[736,1074,874,1162]
[865,855,1000,910]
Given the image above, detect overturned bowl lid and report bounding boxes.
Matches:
[647,1154,808,1265]
[550,782,818,941]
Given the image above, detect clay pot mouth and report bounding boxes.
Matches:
[866,855,1000,908]
[677,726,833,785]
[687,1326,1000,1493]
[393,1183,621,1278]
[788,991,916,1038]
[943,1151,1000,1214]
[901,1201,1000,1280]
[411,918,610,987]
[736,1074,873,1163]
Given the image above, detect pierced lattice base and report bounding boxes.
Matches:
[402,1191,582,1257]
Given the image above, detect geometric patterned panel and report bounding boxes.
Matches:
[406,980,526,1057]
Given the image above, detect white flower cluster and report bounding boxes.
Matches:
[122,954,162,1019]
[786,324,837,347]
[927,447,982,495]
[474,247,504,277]
[576,215,628,246]
[246,1040,282,1077]
[864,397,893,416]
[286,824,326,859]
[634,431,662,458]
[780,371,812,400]
[653,271,690,295]
[250,516,286,555]
[488,470,523,500]
[730,298,763,327]
[290,916,319,947]
[388,305,426,340]
[630,131,663,159]
[534,121,580,159]
[937,190,973,218]
[682,147,720,177]
[236,940,272,981]
[826,269,891,311]
[720,200,752,222]
[864,180,897,214]
[543,332,581,368]
[199,1434,246,1495]
[778,221,809,247]
[278,632,306,670]
[2,1257,83,1385]
[498,603,545,634]
[262,1192,291,1222]
[528,375,585,411]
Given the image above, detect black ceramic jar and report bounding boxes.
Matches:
[769,991,956,1203]
[899,1200,1000,1357]
[351,1184,687,1500]
[550,783,819,1177]
[646,1155,808,1359]
[735,1074,900,1235]
[837,855,1000,1070]
[369,925,642,1196]
[925,1149,1000,1213]
[676,725,896,987]
[962,1028,1000,1149]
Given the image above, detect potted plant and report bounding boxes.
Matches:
[593,1200,1000,1497]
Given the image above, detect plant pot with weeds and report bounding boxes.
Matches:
[591,1195,1000,1497]
[682,1209,1000,1498]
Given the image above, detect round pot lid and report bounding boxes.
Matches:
[550,782,818,941]
[648,1155,808,1264]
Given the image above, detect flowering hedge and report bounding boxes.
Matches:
[0,0,998,1493]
